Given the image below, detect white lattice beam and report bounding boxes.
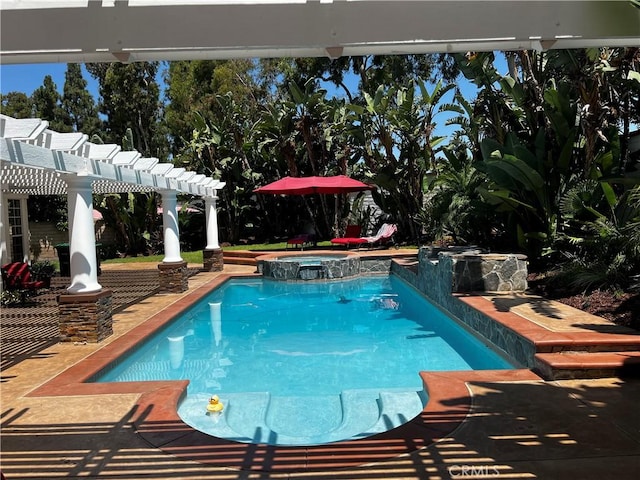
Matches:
[0,114,224,197]
[1,1,638,64]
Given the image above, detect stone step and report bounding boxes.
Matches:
[265,394,345,442]
[177,393,261,444]
[534,351,640,380]
[224,392,272,443]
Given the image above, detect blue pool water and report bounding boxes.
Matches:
[95,275,514,446]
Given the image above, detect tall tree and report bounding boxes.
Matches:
[86,61,167,159]
[61,64,102,135]
[357,80,455,242]
[32,75,70,132]
[165,59,264,155]
[0,92,33,118]
[457,48,640,259]
[267,54,459,101]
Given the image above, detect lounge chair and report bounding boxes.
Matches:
[330,224,362,248]
[331,223,397,249]
[286,233,316,250]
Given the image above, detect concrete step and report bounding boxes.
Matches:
[223,250,262,258]
[223,256,258,266]
[535,335,640,354]
[223,249,260,266]
[534,351,640,380]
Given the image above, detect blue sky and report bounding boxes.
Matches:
[1,57,498,100]
[0,63,99,97]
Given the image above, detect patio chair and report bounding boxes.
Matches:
[1,261,47,302]
[330,225,363,248]
[331,223,397,249]
[286,233,316,251]
[365,223,397,248]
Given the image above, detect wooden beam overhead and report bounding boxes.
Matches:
[1,1,638,65]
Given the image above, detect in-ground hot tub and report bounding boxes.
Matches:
[257,251,361,281]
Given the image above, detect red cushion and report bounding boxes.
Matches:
[24,280,46,290]
[1,262,45,291]
[2,262,31,289]
[330,238,368,245]
[287,238,307,245]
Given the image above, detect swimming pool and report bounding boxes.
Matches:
[94,275,514,446]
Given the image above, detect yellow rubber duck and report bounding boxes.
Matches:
[206,395,224,413]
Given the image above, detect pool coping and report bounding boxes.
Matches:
[27,271,541,473]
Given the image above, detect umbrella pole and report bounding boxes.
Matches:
[302,196,319,243]
[334,194,340,237]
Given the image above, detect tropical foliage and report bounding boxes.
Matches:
[3,48,639,301]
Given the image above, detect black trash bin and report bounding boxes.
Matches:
[55,243,70,277]
[55,243,102,277]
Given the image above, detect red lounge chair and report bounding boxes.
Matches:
[330,225,363,248]
[331,223,397,249]
[286,233,316,250]
[1,262,47,301]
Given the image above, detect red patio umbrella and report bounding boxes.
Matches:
[254,175,373,195]
[254,175,373,242]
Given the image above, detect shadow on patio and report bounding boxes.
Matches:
[2,379,640,479]
[0,268,199,374]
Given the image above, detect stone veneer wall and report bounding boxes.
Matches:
[258,255,394,281]
[391,248,536,368]
[360,257,393,274]
[450,253,528,292]
[259,256,361,281]
[158,261,189,293]
[203,248,224,272]
[58,289,113,343]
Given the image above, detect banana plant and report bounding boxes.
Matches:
[358,79,456,242]
[476,130,559,255]
[182,95,262,243]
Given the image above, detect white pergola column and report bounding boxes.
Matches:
[202,193,224,272]
[65,174,101,294]
[205,195,220,250]
[160,189,183,264]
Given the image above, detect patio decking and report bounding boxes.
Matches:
[1,265,200,373]
[1,256,640,479]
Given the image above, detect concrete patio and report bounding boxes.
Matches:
[1,258,639,479]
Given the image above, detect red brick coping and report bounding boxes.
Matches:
[29,273,539,473]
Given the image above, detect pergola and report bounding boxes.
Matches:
[0,114,225,294]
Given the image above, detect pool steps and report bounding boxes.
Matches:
[180,388,426,446]
[222,250,260,266]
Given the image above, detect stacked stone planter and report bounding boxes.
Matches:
[203,248,224,272]
[158,261,189,293]
[58,289,113,343]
